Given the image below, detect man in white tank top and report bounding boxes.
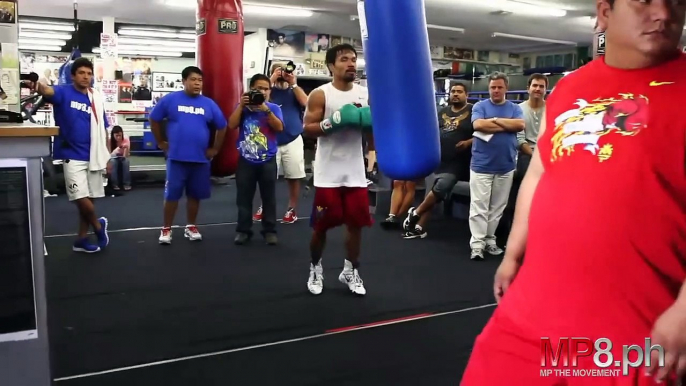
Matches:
[301,44,373,296]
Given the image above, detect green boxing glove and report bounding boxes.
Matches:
[319,104,362,134]
[358,106,373,133]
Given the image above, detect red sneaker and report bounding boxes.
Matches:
[282,208,298,224]
[253,206,263,222]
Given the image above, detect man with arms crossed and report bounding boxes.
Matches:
[461,0,686,384]
[468,72,524,260]
[253,63,308,224]
[36,58,110,253]
[150,66,227,244]
[500,73,548,239]
[402,82,473,239]
[303,44,372,296]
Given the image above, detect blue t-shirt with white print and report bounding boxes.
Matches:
[149,91,228,163]
[470,99,524,174]
[47,85,109,161]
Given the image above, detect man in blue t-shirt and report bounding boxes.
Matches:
[469,72,525,260]
[252,63,308,225]
[36,57,111,254]
[149,66,228,245]
[228,73,284,245]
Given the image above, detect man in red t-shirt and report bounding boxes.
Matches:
[461,1,686,385]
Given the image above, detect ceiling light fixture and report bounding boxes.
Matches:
[20,23,75,32]
[19,45,63,52]
[499,1,567,17]
[117,29,196,40]
[19,31,72,40]
[18,38,67,46]
[115,44,193,53]
[93,47,183,58]
[161,0,313,16]
[427,24,465,33]
[243,4,313,17]
[492,32,577,45]
[117,37,196,49]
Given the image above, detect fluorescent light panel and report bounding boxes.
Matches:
[117,37,195,49]
[93,47,183,58]
[19,38,67,46]
[427,24,465,33]
[115,44,192,53]
[243,5,313,17]
[20,23,75,32]
[19,45,63,51]
[492,32,577,46]
[20,31,72,40]
[499,1,567,17]
[162,0,313,17]
[118,28,195,40]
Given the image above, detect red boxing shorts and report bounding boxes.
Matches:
[310,187,373,231]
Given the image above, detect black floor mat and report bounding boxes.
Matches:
[57,307,494,386]
[45,185,499,382]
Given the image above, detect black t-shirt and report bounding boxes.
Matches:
[436,104,474,174]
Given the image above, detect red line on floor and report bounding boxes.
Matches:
[325,313,434,333]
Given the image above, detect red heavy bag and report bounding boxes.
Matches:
[197,0,243,177]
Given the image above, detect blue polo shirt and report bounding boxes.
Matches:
[470,99,524,174]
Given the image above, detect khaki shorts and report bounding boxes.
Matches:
[63,160,105,201]
[276,135,306,179]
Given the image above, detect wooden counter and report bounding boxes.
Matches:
[0,123,58,138]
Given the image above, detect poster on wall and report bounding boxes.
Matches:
[118,82,132,103]
[0,0,16,24]
[267,29,306,58]
[330,36,351,46]
[100,33,118,59]
[151,72,183,92]
[305,33,330,53]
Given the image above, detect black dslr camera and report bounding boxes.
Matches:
[247,89,265,105]
[282,60,296,74]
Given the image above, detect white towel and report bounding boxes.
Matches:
[87,88,110,172]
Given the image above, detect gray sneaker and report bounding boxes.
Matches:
[486,244,504,255]
[265,233,278,245]
[470,248,484,260]
[234,233,250,245]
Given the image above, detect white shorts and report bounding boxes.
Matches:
[276,135,306,179]
[63,160,105,201]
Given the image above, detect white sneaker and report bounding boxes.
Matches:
[338,260,366,296]
[307,263,324,295]
[159,228,172,244]
[184,225,202,241]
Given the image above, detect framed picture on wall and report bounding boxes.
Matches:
[151,72,184,92]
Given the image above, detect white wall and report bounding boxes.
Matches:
[151,57,195,73]
[243,28,268,83]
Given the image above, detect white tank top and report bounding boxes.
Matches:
[313,82,369,188]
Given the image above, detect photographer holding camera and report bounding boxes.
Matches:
[253,61,308,225]
[228,73,284,245]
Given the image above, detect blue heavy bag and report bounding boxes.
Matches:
[58,49,82,85]
[357,0,440,181]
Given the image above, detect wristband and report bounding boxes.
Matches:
[320,119,332,133]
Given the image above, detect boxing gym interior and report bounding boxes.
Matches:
[1,0,611,385]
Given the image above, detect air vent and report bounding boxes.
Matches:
[490,10,513,16]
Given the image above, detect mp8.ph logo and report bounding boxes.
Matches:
[540,337,665,377]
